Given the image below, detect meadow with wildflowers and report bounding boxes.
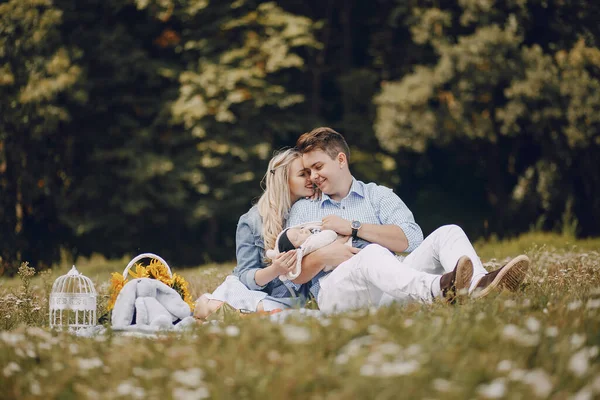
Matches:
[1,232,599,399]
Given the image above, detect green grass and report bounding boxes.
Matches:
[474,231,600,260]
[1,233,599,399]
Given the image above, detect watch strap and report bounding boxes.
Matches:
[351,220,360,239]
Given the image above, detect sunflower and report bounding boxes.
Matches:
[171,273,195,310]
[107,272,128,311]
[127,263,149,279]
[146,259,172,287]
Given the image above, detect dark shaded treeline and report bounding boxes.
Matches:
[1,0,598,274]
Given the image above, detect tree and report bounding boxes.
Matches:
[54,0,322,264]
[0,0,84,274]
[53,0,191,262]
[374,0,600,237]
[164,0,322,261]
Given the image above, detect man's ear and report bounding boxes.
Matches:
[337,152,347,167]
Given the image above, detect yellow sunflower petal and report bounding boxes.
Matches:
[147,260,172,285]
[171,273,194,311]
[128,263,149,279]
[108,272,128,311]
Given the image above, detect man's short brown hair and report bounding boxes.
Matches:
[295,127,350,161]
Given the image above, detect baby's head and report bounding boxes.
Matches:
[278,227,312,252]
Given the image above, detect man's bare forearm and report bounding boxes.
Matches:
[357,224,408,252]
[322,215,410,253]
[291,241,361,284]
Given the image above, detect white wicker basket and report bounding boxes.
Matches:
[122,252,172,279]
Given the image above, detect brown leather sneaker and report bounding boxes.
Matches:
[440,256,474,304]
[471,255,530,299]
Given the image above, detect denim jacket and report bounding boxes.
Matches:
[232,205,308,298]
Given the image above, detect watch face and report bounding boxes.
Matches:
[351,221,361,229]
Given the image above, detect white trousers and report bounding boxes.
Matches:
[317,224,487,313]
[402,224,487,291]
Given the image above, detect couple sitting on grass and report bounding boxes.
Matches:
[194,127,530,319]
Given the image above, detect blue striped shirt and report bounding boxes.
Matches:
[285,177,423,299]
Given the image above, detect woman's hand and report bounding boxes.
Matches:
[270,250,298,276]
[307,185,321,201]
[254,250,298,286]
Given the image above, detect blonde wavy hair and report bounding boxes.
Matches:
[257,148,303,254]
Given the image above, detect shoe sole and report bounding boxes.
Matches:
[472,255,530,299]
[454,256,474,303]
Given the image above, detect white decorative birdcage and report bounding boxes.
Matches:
[49,265,97,330]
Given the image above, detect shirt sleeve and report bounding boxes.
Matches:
[375,186,423,252]
[232,217,267,290]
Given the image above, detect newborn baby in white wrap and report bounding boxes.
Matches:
[192,223,352,321]
[266,222,352,281]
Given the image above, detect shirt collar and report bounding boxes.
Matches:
[319,177,364,206]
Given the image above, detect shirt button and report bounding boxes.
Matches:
[342,206,345,209]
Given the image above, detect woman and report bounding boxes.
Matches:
[194,148,316,319]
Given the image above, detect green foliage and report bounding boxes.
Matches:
[15,262,46,326]
[0,0,84,274]
[48,0,194,263]
[0,262,50,329]
[374,0,600,238]
[1,0,599,270]
[167,0,322,223]
[49,0,321,265]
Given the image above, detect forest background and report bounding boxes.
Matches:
[1,0,599,275]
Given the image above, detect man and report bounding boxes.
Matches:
[286,127,529,312]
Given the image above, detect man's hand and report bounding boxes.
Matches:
[322,215,352,236]
[334,234,352,246]
[316,239,360,268]
[291,239,359,284]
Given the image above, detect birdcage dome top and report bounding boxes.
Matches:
[51,265,97,295]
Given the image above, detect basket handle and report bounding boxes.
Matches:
[123,253,172,279]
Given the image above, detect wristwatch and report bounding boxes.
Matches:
[351,220,362,239]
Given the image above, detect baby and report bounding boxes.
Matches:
[193,223,343,321]
[266,223,352,281]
